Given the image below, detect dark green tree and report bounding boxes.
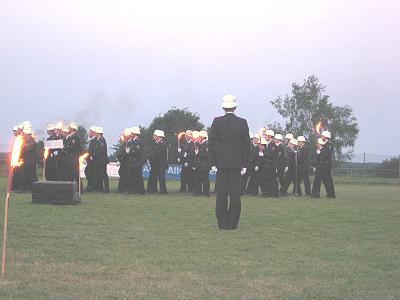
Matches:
[269,75,359,162]
[112,108,204,163]
[376,156,399,178]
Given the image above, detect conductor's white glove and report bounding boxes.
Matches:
[240,168,247,176]
[285,166,289,172]
[255,166,259,172]
[178,148,182,153]
[211,166,218,173]
[312,167,316,173]
[184,163,188,167]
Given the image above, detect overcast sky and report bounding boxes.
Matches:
[0,0,399,158]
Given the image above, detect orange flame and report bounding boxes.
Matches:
[177,132,185,140]
[56,121,63,130]
[120,134,124,142]
[10,135,24,168]
[315,121,323,134]
[43,147,50,160]
[79,153,90,167]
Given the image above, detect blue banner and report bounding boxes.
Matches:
[142,164,216,181]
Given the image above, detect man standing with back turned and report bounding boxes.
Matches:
[209,95,250,230]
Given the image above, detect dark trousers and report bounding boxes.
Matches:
[265,168,279,197]
[85,161,94,191]
[298,168,311,195]
[277,169,285,190]
[92,163,109,192]
[280,168,301,195]
[215,168,241,229]
[118,164,129,192]
[194,169,210,196]
[45,158,58,181]
[129,166,145,194]
[180,166,193,192]
[147,165,167,193]
[312,169,336,198]
[246,169,257,195]
[241,171,250,195]
[250,169,265,195]
[21,163,37,192]
[11,166,23,191]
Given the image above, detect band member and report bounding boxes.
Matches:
[116,128,131,193]
[274,134,286,190]
[44,124,58,181]
[92,127,109,193]
[280,139,300,196]
[297,136,311,196]
[191,130,210,196]
[85,126,97,192]
[178,130,194,192]
[245,133,260,195]
[264,130,279,197]
[147,130,168,194]
[20,127,37,192]
[127,127,145,194]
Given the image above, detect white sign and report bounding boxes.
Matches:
[44,139,64,149]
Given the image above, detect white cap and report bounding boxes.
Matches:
[69,122,79,130]
[17,123,24,129]
[297,136,306,142]
[62,126,70,133]
[88,125,96,132]
[221,94,237,109]
[23,127,33,135]
[249,132,254,139]
[265,129,274,137]
[131,127,141,135]
[22,121,31,128]
[192,131,200,139]
[289,138,298,146]
[154,129,165,137]
[274,134,283,140]
[260,138,267,145]
[318,138,325,145]
[199,130,208,138]
[47,124,55,131]
[185,130,193,136]
[285,133,293,140]
[13,126,19,131]
[123,128,132,136]
[321,131,331,139]
[94,127,104,134]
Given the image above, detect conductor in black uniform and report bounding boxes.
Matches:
[297,136,311,195]
[127,127,146,194]
[209,95,250,230]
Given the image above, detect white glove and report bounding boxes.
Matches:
[317,150,321,154]
[285,166,288,172]
[184,152,187,158]
[312,167,316,172]
[211,166,218,173]
[240,168,247,176]
[184,163,188,167]
[255,166,259,172]
[53,151,58,156]
[125,147,130,154]
[177,158,180,162]
[178,148,182,153]
[192,167,196,170]
[258,152,264,157]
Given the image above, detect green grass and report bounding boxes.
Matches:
[0,178,399,299]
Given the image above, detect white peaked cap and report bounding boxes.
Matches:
[23,127,33,135]
[69,122,79,130]
[47,124,55,131]
[89,125,97,131]
[131,127,141,135]
[62,126,70,133]
[154,129,165,137]
[13,126,19,131]
[318,138,325,145]
[321,131,331,139]
[289,138,298,146]
[297,136,306,142]
[265,129,274,137]
[199,130,208,138]
[285,133,293,140]
[221,94,237,109]
[274,134,283,140]
[123,128,132,136]
[95,127,104,134]
[192,131,200,139]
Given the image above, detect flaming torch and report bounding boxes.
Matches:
[2,135,24,276]
[315,121,323,135]
[177,132,185,149]
[78,153,89,195]
[42,147,50,181]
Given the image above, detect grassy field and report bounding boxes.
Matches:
[0,178,399,299]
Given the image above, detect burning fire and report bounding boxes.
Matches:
[43,147,50,160]
[79,153,90,167]
[10,135,24,168]
[315,121,323,134]
[177,132,185,140]
[120,134,125,142]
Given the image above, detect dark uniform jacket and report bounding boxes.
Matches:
[127,137,145,167]
[254,145,266,170]
[275,142,286,172]
[149,139,168,170]
[191,141,210,172]
[318,141,333,171]
[180,140,194,167]
[21,135,36,166]
[116,140,129,165]
[92,136,108,165]
[248,143,259,170]
[65,132,81,159]
[264,140,278,169]
[298,145,310,172]
[208,113,250,169]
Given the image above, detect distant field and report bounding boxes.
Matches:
[0,178,399,299]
